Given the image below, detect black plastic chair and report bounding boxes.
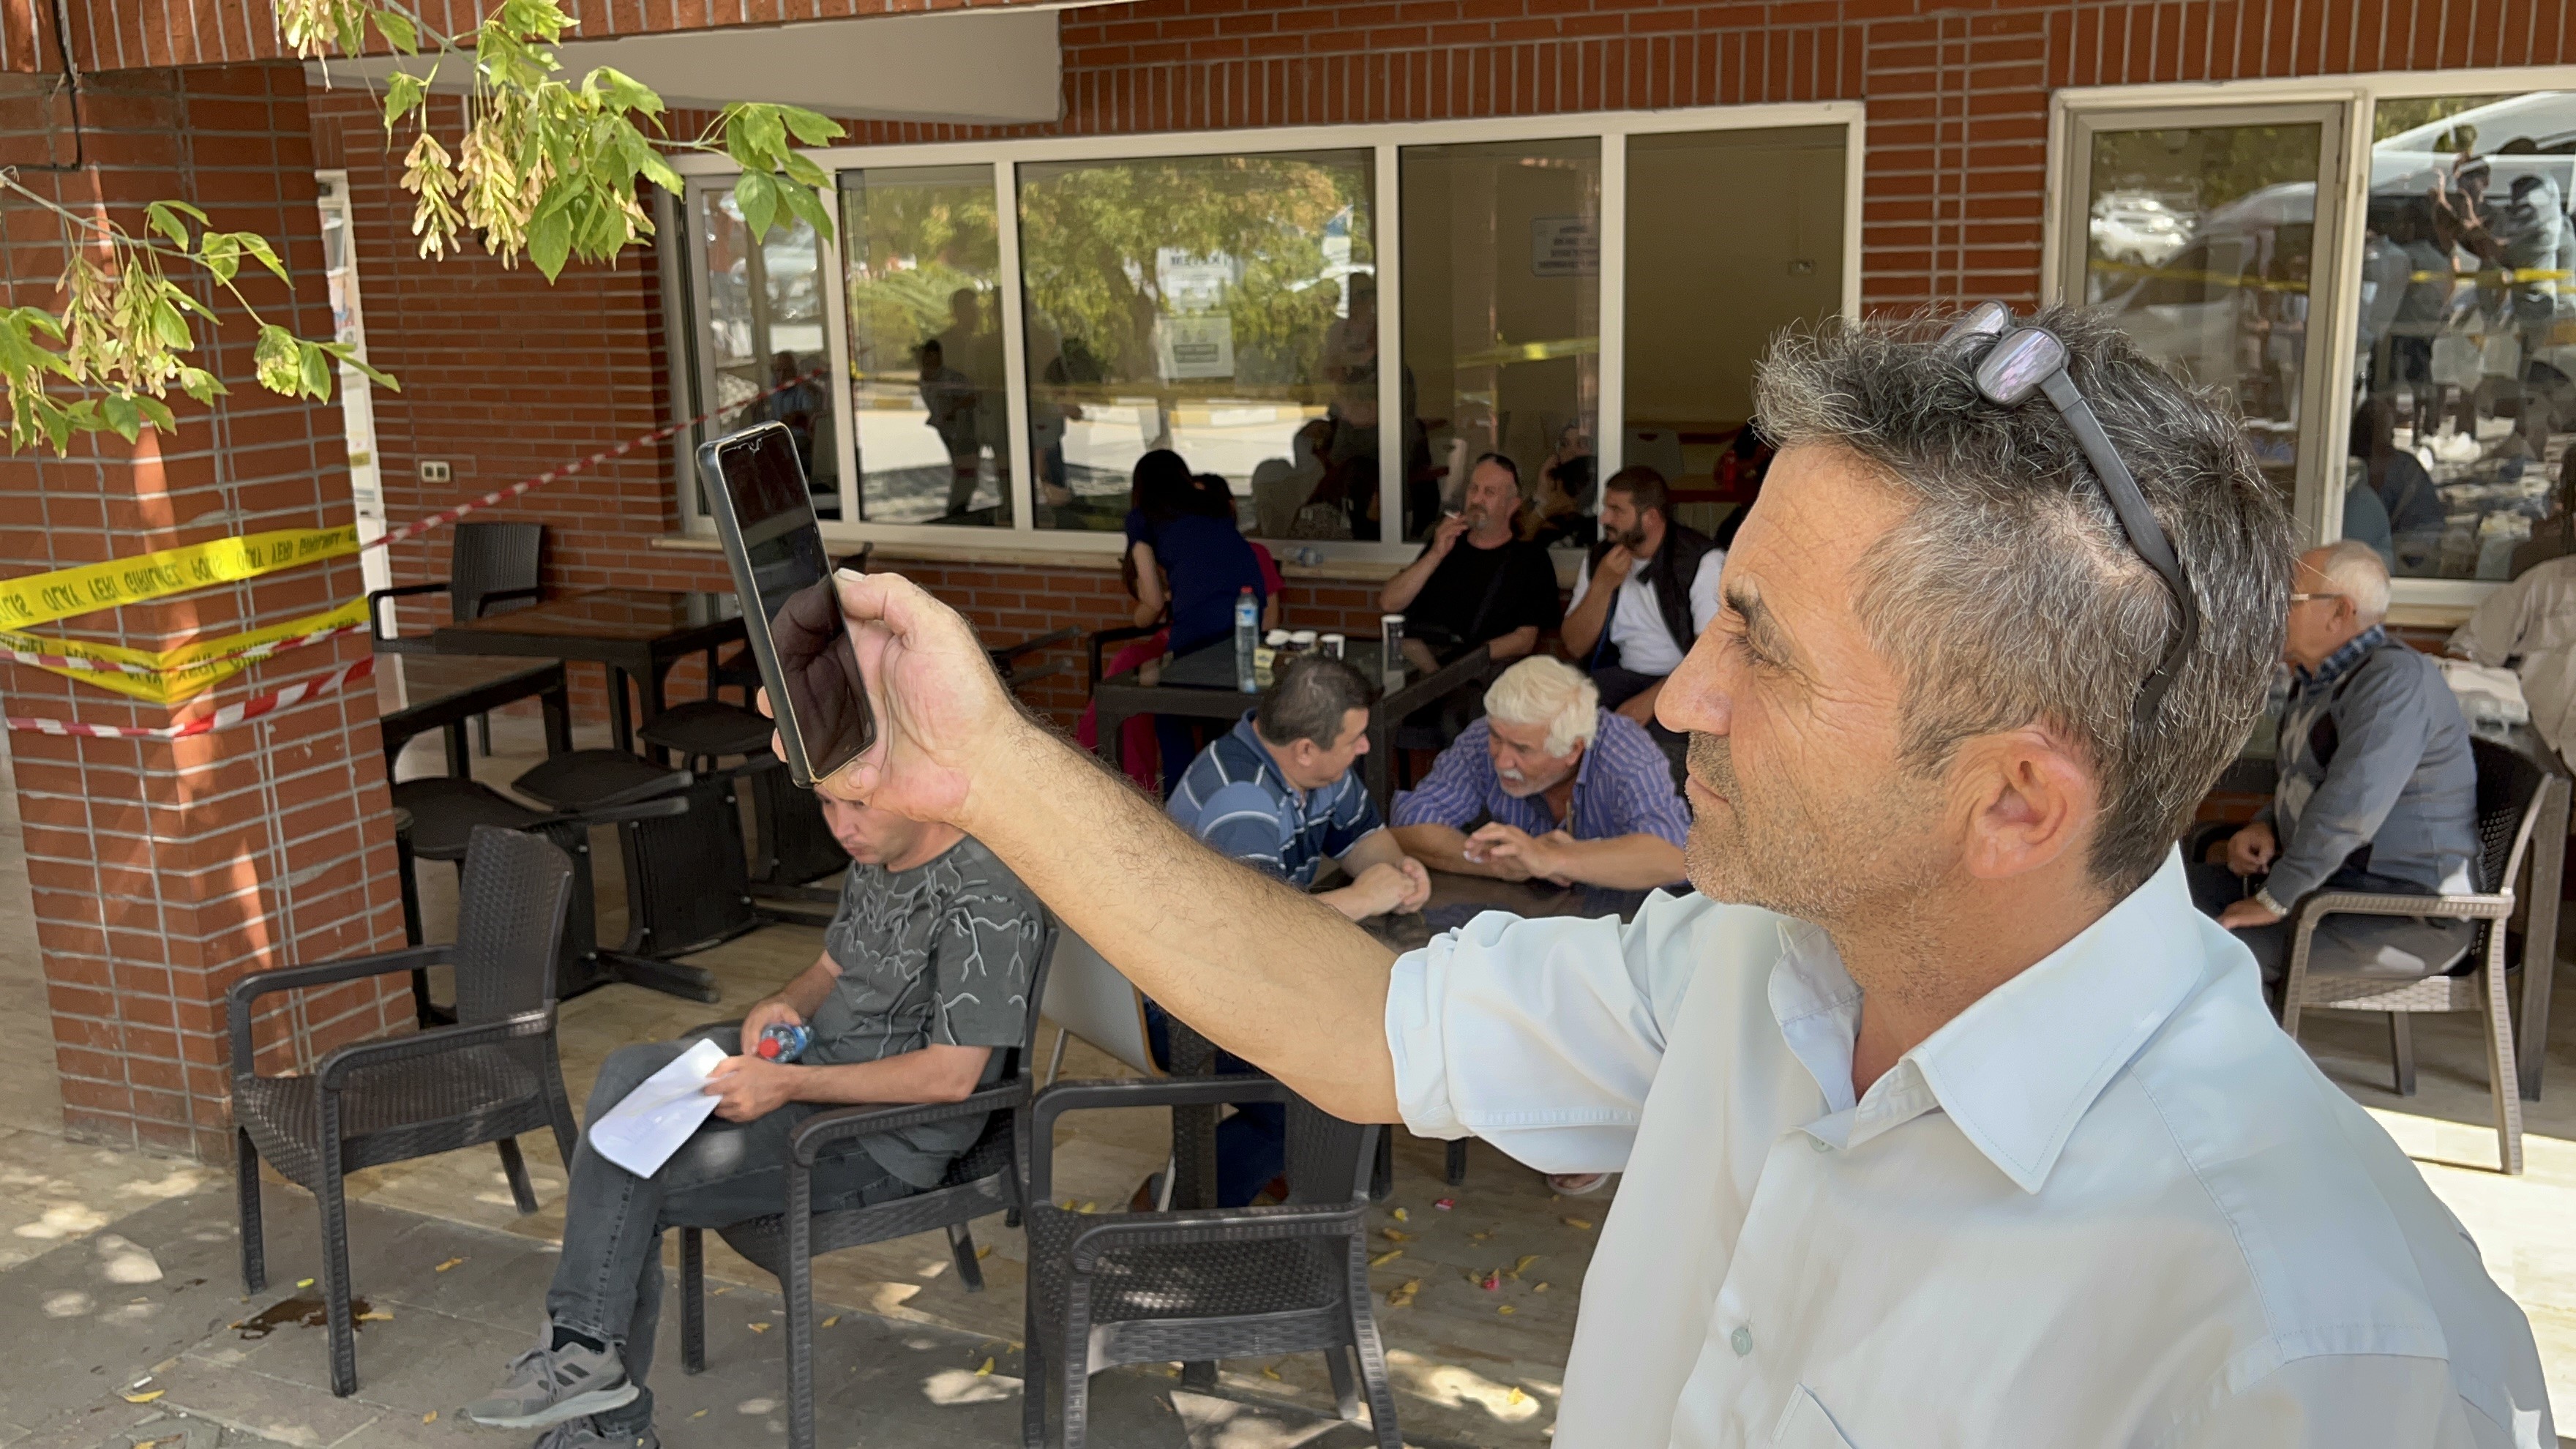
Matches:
[1022,1077,1398,1449]
[367,520,544,755]
[229,826,580,1398]
[676,916,1060,1449]
[640,703,850,907]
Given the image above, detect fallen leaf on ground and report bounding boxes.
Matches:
[977,1245,994,1259]
[747,1322,771,1333]
[1262,1364,1283,1380]
[1514,1254,1541,1274]
[1468,1229,1493,1242]
[1561,1217,1593,1232]
[1509,1387,1528,1406]
[1078,1201,1098,1214]
[422,1411,438,1424]
[975,1358,994,1376]
[1533,1282,1551,1293]
[1385,1279,1420,1308]
[1369,1248,1404,1267]
[357,1311,393,1322]
[1390,1208,1409,1221]
[296,1278,314,1289]
[820,1316,839,1328]
[434,1257,465,1273]
[1498,1304,1516,1315]
[1379,1227,1412,1243]
[692,1409,708,1420]
[119,1390,165,1404]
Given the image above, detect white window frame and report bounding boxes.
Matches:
[664,101,1868,563]
[2048,65,2576,611]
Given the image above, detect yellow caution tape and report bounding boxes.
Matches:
[4,597,371,705]
[0,525,361,632]
[1453,335,1601,368]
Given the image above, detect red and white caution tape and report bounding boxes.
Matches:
[367,367,823,553]
[4,656,374,740]
[0,613,372,681]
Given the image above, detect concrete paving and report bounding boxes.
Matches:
[0,1177,1412,1449]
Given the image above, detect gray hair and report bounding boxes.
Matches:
[1754,306,2296,894]
[1483,656,1600,757]
[1254,655,1377,749]
[2310,539,2391,625]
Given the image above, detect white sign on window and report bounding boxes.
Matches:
[1531,215,1599,277]
[1159,315,1236,380]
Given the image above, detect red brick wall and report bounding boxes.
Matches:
[306,0,2576,742]
[0,62,410,1157]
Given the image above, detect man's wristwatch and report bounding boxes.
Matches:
[2252,888,2287,917]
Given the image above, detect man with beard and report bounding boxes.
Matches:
[1562,465,1724,782]
[790,307,2549,1445]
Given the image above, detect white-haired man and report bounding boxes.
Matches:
[1387,655,1688,891]
[2190,539,2480,984]
[790,307,2547,1445]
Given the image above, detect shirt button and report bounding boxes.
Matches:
[1809,1135,1832,1152]
[1730,1325,1753,1357]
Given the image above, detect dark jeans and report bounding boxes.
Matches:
[2184,861,2474,988]
[1142,1001,1285,1208]
[1589,663,1689,789]
[548,1028,916,1434]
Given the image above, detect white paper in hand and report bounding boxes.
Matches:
[585,1038,730,1178]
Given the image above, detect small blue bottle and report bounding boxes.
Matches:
[755,1022,811,1063]
[1233,586,1260,693]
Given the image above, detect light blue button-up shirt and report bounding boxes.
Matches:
[1385,853,2552,1447]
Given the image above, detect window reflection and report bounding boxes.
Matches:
[698,186,838,518]
[2354,92,2575,580]
[1399,138,1601,544]
[839,166,1007,526]
[1016,151,1378,537]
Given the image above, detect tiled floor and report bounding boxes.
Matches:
[7,712,2576,1442]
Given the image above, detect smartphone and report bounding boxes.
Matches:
[697,422,875,788]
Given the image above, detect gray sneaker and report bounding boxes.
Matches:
[533,1418,658,1449]
[463,1336,640,1429]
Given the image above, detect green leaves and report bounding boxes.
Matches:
[719,103,842,241]
[252,324,342,403]
[384,71,429,130]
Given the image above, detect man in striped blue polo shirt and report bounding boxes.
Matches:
[1168,654,1432,921]
[1160,654,1430,1205]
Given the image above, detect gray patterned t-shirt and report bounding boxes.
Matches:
[809,834,1044,1188]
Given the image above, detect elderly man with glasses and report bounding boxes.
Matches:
[793,308,2549,1445]
[2190,539,2482,989]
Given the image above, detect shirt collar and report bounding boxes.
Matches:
[1768,851,2212,1194]
[2297,624,2387,692]
[1227,712,1297,801]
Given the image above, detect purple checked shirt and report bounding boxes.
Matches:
[1391,710,1690,846]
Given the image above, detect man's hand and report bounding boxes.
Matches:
[703,1055,802,1123]
[2217,896,2284,931]
[2225,820,2278,877]
[1389,855,1432,912]
[1429,510,1472,559]
[738,998,805,1057]
[1594,543,1636,588]
[1349,858,1433,916]
[1462,822,1540,882]
[1487,827,1581,887]
[812,572,1033,825]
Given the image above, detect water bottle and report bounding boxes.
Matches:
[1234,587,1260,693]
[755,1022,812,1063]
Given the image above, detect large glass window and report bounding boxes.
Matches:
[1400,138,1600,544]
[696,184,839,518]
[2349,91,2576,580]
[1015,150,1377,536]
[1621,126,1846,544]
[838,165,1007,526]
[2076,117,2336,508]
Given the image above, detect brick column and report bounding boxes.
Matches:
[0,62,409,1159]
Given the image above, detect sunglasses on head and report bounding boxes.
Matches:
[1937,302,2201,730]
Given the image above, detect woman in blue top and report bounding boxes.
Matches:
[1124,450,1268,794]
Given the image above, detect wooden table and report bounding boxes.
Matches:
[1091,640,1493,809]
[374,652,571,779]
[2218,721,2569,1101]
[430,588,744,754]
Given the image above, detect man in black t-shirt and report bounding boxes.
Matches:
[1379,452,1562,661]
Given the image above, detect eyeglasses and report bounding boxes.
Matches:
[1939,302,2201,729]
[2286,592,2343,607]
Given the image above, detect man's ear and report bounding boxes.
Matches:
[1956,727,2096,882]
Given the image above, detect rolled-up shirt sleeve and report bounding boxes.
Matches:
[1383,893,1704,1174]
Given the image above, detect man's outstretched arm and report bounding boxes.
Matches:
[815,572,1406,1125]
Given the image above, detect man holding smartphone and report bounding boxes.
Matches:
[462,794,1043,1448]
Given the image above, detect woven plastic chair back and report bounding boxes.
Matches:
[2468,736,2545,897]
[451,825,576,1023]
[1279,1096,1374,1208]
[449,521,543,625]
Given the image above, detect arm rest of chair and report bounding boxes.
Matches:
[228,946,450,1069]
[2294,889,2515,932]
[990,626,1078,666]
[1029,1077,1289,1202]
[367,582,448,639]
[788,1082,1028,1167]
[1066,1199,1369,1273]
[316,1006,555,1092]
[549,794,693,831]
[471,585,542,618]
[1088,625,1161,686]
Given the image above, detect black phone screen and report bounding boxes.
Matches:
[707,425,874,784]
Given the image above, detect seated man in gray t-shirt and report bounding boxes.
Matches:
[464,793,1044,1449]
